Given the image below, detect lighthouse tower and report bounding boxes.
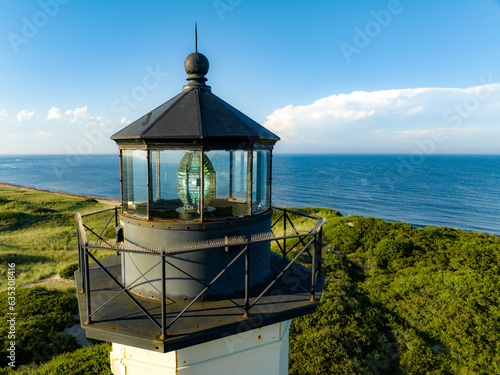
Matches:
[75,38,324,375]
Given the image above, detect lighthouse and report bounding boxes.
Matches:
[75,37,324,375]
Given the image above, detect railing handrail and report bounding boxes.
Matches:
[75,213,88,246]
[81,207,118,217]
[75,206,324,338]
[271,206,323,221]
[80,230,320,255]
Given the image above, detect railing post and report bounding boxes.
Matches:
[318,226,323,276]
[76,226,82,275]
[114,206,118,227]
[283,209,287,259]
[243,242,250,319]
[310,233,318,302]
[75,214,83,290]
[161,251,166,340]
[81,243,87,294]
[115,206,120,256]
[310,226,323,302]
[84,247,92,324]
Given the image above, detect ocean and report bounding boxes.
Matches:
[0,154,499,235]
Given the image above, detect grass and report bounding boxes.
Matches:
[0,286,111,375]
[0,286,79,369]
[0,343,113,375]
[24,343,112,375]
[0,186,115,287]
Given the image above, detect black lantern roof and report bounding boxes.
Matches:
[111,52,279,149]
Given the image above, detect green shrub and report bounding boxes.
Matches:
[59,263,79,280]
[368,238,410,268]
[30,343,112,375]
[288,211,500,373]
[323,223,361,254]
[0,287,79,367]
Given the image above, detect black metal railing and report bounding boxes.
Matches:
[75,207,324,339]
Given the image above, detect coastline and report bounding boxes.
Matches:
[0,182,120,206]
[1,180,498,237]
[2,154,499,235]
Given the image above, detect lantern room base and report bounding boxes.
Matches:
[110,320,291,375]
[175,206,215,220]
[76,252,324,353]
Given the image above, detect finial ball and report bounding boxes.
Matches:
[184,52,209,76]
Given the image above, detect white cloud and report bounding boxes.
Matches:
[405,106,425,116]
[65,106,89,123]
[48,106,108,129]
[85,116,111,129]
[17,110,37,122]
[33,131,52,140]
[1,105,121,154]
[121,117,131,125]
[7,133,27,140]
[393,127,491,140]
[47,107,62,120]
[264,82,500,153]
[392,128,453,139]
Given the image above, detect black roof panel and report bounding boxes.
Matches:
[111,88,279,146]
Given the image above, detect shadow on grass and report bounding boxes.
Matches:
[0,211,47,231]
[0,252,51,265]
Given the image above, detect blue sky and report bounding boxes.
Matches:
[0,0,499,154]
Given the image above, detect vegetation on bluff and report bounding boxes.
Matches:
[285,208,500,374]
[0,187,499,373]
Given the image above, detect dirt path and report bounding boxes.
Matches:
[23,274,76,289]
[0,273,76,293]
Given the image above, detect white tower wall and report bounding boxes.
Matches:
[110,319,291,375]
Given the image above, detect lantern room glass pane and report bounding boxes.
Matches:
[148,149,250,221]
[150,150,185,219]
[252,150,271,214]
[122,150,148,218]
[205,150,249,219]
[150,150,203,221]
